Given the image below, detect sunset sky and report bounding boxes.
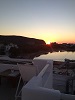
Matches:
[0,0,75,44]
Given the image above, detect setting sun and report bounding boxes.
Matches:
[46,41,51,44]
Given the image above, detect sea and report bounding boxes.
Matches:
[35,51,75,62]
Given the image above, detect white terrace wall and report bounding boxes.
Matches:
[22,60,56,100]
[22,59,75,100]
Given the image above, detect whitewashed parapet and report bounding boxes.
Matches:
[22,76,61,100]
[33,59,49,74]
[22,60,58,100]
[22,59,75,100]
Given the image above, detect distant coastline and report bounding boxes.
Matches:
[0,35,75,59]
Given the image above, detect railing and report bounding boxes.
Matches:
[37,64,49,77]
[22,59,75,100]
[22,60,58,100]
[36,60,53,88]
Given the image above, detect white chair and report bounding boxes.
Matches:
[15,63,37,100]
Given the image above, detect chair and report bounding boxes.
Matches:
[15,63,37,100]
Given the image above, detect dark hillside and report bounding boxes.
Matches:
[0,35,48,58]
[0,35,46,46]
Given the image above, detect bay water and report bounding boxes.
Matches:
[35,51,75,61]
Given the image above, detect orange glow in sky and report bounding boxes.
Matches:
[0,0,75,44]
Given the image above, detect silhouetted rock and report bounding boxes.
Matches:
[0,35,47,58]
[0,35,46,46]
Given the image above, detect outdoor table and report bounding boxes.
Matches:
[0,69,20,87]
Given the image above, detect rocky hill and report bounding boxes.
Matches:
[0,35,46,46]
[0,35,48,58]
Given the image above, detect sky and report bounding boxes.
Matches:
[0,0,75,44]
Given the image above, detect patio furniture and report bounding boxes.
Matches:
[15,63,37,100]
[0,69,20,87]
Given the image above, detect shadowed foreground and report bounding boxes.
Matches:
[0,78,21,100]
